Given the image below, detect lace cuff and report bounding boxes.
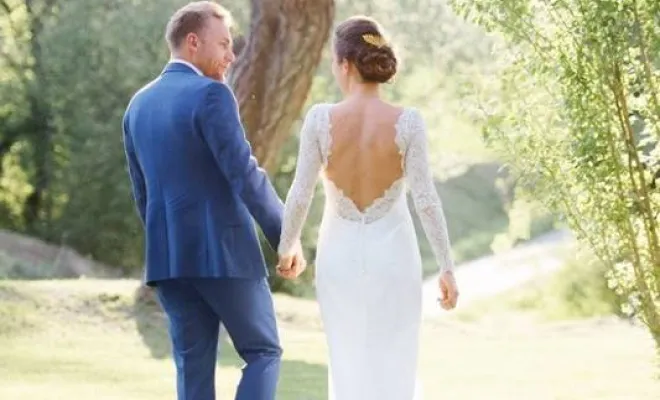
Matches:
[403,109,455,272]
[278,105,324,255]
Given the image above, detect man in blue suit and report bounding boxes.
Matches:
[122,2,305,399]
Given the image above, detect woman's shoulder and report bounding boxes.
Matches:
[377,102,423,122]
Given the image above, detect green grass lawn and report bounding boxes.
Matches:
[0,279,658,399]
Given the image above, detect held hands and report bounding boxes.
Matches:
[438,270,459,310]
[276,242,307,280]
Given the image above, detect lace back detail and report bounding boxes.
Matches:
[317,104,333,165]
[323,177,405,223]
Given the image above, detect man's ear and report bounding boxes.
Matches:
[186,32,199,52]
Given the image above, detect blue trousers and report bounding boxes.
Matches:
[155,278,281,400]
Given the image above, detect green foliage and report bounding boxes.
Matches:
[553,257,624,319]
[0,0,186,270]
[39,0,187,270]
[491,189,556,252]
[450,0,660,351]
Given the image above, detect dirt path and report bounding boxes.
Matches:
[422,229,574,316]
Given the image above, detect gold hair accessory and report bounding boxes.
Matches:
[362,33,387,48]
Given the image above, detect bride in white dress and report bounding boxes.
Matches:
[276,16,459,400]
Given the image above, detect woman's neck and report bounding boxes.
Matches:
[344,82,380,100]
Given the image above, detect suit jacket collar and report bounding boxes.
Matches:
[162,60,203,76]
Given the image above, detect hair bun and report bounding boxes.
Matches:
[355,46,397,83]
[333,16,399,84]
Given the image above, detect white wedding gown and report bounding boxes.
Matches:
[278,104,454,400]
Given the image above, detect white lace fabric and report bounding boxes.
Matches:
[278,104,454,273]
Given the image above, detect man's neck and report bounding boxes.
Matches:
[169,56,203,76]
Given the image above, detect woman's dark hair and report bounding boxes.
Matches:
[333,16,397,83]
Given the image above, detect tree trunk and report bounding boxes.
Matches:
[22,0,55,232]
[228,0,335,171]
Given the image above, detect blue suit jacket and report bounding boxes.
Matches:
[122,62,283,286]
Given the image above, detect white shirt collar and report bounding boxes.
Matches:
[169,58,203,76]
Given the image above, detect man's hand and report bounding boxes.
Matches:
[276,242,307,280]
[438,270,459,310]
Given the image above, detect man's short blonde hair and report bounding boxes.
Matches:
[165,1,233,50]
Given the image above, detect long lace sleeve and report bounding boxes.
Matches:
[403,109,455,273]
[278,105,324,256]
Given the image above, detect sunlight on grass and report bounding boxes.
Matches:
[0,279,658,400]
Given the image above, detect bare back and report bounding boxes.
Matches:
[325,100,405,211]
